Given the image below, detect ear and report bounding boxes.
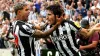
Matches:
[56,15,59,18]
[17,10,21,15]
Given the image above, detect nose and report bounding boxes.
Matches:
[46,16,48,19]
[27,10,30,15]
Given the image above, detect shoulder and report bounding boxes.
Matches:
[14,21,33,29]
[91,31,99,40]
[82,7,86,10]
[91,15,95,18]
[62,20,74,24]
[83,16,88,19]
[93,31,99,36]
[62,20,80,29]
[63,20,76,26]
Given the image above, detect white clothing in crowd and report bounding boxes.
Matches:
[83,15,95,23]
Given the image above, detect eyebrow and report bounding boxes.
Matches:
[48,14,51,15]
[25,9,29,11]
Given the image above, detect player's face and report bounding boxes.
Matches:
[20,5,30,22]
[46,10,56,25]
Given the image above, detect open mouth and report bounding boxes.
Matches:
[47,20,51,24]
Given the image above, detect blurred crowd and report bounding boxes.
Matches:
[0,0,100,56]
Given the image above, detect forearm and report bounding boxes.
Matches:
[80,28,95,38]
[80,44,97,50]
[41,23,59,37]
[80,41,98,50]
[86,27,100,37]
[33,23,59,38]
[34,25,41,30]
[87,23,100,37]
[86,28,95,37]
[34,23,48,30]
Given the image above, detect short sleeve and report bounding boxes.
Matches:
[21,23,35,37]
[92,32,99,41]
[89,32,99,43]
[67,20,80,31]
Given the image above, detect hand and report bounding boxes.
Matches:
[93,23,100,27]
[56,15,64,25]
[79,45,84,50]
[92,23,100,31]
[97,16,100,19]
[40,38,46,45]
[34,30,43,38]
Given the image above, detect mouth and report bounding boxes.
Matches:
[48,20,50,23]
[47,20,51,24]
[26,15,29,18]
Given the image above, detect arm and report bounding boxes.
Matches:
[80,23,100,38]
[32,15,63,38]
[33,23,60,38]
[95,19,98,23]
[79,31,99,50]
[34,24,42,30]
[34,22,48,30]
[80,28,95,38]
[79,41,98,50]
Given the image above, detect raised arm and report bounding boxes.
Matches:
[32,15,63,38]
[80,23,100,38]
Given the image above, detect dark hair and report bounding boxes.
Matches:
[46,4,64,18]
[3,11,10,20]
[14,2,27,15]
[80,20,89,28]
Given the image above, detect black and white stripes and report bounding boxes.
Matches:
[12,21,35,56]
[45,20,81,56]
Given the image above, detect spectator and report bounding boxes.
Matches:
[40,4,47,18]
[86,0,91,9]
[76,2,87,17]
[34,0,41,14]
[78,0,85,7]
[74,14,82,27]
[90,1,98,11]
[65,4,71,16]
[0,19,6,48]
[83,10,95,23]
[78,19,100,56]
[95,9,100,23]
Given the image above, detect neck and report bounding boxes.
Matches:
[78,19,81,21]
[0,25,2,28]
[16,15,25,22]
[88,15,91,18]
[16,15,21,19]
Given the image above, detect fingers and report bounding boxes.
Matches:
[56,15,63,21]
[97,23,100,27]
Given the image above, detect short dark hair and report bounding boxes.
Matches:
[46,4,64,17]
[80,20,89,28]
[14,2,27,15]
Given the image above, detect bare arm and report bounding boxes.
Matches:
[80,23,100,38]
[79,41,98,50]
[80,28,95,38]
[33,23,60,38]
[32,15,63,38]
[34,22,48,30]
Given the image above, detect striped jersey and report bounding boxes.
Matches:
[12,20,35,56]
[45,20,81,56]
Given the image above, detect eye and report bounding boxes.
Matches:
[25,9,29,11]
[48,14,51,15]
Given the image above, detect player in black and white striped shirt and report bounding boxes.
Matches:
[45,20,81,56]
[45,4,100,56]
[13,2,63,56]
